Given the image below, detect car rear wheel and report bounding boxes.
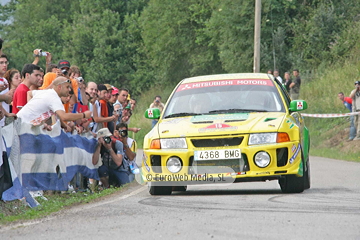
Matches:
[148,184,172,195]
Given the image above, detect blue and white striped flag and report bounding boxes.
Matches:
[2,119,99,207]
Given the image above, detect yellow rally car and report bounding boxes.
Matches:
[143,73,310,195]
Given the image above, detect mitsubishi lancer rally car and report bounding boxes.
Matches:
[142,73,310,195]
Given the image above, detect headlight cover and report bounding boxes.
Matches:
[160,138,187,149]
[248,133,277,145]
[254,151,271,168]
[167,157,182,173]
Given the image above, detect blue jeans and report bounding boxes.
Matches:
[350,115,356,139]
[152,119,158,128]
[98,165,130,186]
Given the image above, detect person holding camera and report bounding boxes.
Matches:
[40,60,80,112]
[149,95,165,128]
[114,122,138,181]
[350,81,360,140]
[92,127,130,188]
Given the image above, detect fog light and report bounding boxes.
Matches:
[166,157,182,173]
[254,151,270,168]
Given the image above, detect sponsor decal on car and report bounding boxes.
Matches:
[199,125,238,133]
[143,153,150,172]
[291,144,296,153]
[289,144,301,164]
[286,119,295,129]
[177,79,274,92]
[297,101,303,110]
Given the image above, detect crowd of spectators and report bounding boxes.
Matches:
[0,40,141,194]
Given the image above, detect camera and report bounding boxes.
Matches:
[61,69,68,75]
[103,136,112,144]
[76,77,84,83]
[155,100,160,103]
[119,129,128,138]
[34,49,47,57]
[114,109,121,115]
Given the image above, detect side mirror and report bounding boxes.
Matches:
[144,108,161,119]
[289,100,308,112]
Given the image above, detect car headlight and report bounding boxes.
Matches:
[254,151,271,168]
[248,133,277,145]
[167,157,182,173]
[160,138,187,149]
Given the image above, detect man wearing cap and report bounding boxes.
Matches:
[350,81,360,140]
[149,95,165,128]
[17,76,91,128]
[92,127,130,187]
[107,86,119,133]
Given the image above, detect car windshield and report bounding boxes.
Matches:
[163,79,285,118]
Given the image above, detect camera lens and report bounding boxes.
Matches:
[103,136,111,144]
[120,130,128,138]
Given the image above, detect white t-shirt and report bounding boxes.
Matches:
[275,76,283,84]
[17,89,64,125]
[0,77,9,127]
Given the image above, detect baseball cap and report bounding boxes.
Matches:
[57,60,70,69]
[355,81,360,85]
[104,84,113,91]
[98,84,107,91]
[96,128,112,139]
[125,103,131,109]
[112,87,119,95]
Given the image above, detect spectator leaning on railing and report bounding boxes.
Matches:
[16,76,91,130]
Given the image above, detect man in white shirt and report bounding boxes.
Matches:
[273,69,283,84]
[17,76,92,128]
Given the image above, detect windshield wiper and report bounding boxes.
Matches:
[164,112,202,119]
[209,109,268,114]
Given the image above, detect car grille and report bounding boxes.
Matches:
[191,137,243,147]
[188,154,249,174]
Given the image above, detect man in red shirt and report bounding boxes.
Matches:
[12,64,42,114]
[338,91,356,141]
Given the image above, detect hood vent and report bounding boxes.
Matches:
[192,121,213,124]
[225,119,246,123]
[264,118,276,122]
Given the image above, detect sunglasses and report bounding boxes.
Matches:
[57,79,71,85]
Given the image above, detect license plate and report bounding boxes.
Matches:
[194,149,241,161]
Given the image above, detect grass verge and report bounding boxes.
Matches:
[0,186,126,225]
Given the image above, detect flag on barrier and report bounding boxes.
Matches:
[1,119,99,207]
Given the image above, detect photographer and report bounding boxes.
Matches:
[114,122,137,182]
[92,127,130,188]
[350,81,360,140]
[149,95,165,128]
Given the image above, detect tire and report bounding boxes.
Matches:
[172,186,187,192]
[148,184,172,195]
[279,174,305,193]
[279,152,306,193]
[304,159,311,190]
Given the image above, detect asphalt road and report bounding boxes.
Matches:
[1,155,360,240]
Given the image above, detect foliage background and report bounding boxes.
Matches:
[1,0,359,95]
[1,0,360,156]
